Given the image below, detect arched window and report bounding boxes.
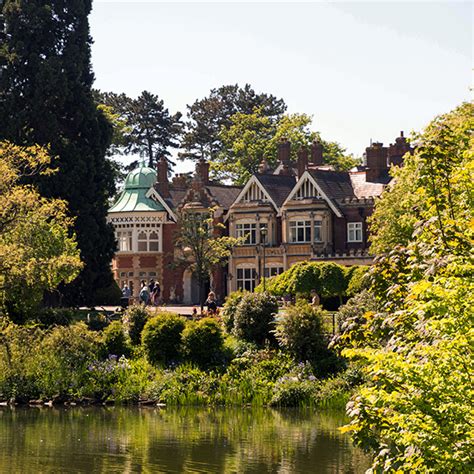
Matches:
[138,231,147,251]
[149,231,159,251]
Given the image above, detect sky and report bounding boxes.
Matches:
[90,1,473,173]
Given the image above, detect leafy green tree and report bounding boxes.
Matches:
[179,83,287,163]
[0,0,116,306]
[0,142,82,322]
[96,90,182,169]
[340,103,474,472]
[174,210,243,311]
[216,108,358,183]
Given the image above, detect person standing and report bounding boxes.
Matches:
[139,280,150,305]
[152,281,161,306]
[205,291,217,314]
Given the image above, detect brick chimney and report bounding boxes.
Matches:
[277,140,291,165]
[297,147,308,178]
[365,142,388,182]
[388,131,412,167]
[310,140,324,166]
[196,158,210,184]
[156,156,169,197]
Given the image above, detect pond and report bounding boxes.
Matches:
[0,407,370,473]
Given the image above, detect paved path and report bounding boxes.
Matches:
[84,305,199,316]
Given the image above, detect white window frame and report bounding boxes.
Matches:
[289,220,311,243]
[236,267,257,291]
[117,230,133,252]
[347,222,363,243]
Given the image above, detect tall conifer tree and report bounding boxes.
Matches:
[0,0,116,305]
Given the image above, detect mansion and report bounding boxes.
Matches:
[107,133,412,304]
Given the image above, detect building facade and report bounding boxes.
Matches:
[108,132,412,303]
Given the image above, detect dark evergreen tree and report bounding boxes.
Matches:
[180,83,287,162]
[0,0,116,306]
[96,90,182,169]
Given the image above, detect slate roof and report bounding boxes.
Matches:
[349,172,387,199]
[163,182,242,211]
[255,174,297,207]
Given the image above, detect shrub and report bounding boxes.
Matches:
[35,323,101,398]
[274,302,327,364]
[181,317,224,367]
[102,321,130,358]
[93,279,122,306]
[122,304,149,345]
[257,261,348,303]
[333,290,379,349]
[270,377,316,407]
[85,312,109,331]
[142,312,185,364]
[34,308,75,327]
[232,293,278,346]
[345,265,370,297]
[221,290,247,333]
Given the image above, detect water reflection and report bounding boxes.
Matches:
[0,407,370,473]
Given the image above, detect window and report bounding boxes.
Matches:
[117,231,132,251]
[347,222,363,242]
[289,221,311,243]
[138,229,161,252]
[314,220,322,242]
[236,223,257,245]
[237,268,257,291]
[149,231,159,251]
[264,266,284,278]
[138,231,148,251]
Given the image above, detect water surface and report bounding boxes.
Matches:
[0,407,370,473]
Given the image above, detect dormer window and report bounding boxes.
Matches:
[347,222,363,243]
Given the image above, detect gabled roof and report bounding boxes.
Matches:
[255,174,297,207]
[231,175,280,211]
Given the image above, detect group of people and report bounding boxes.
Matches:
[121,281,219,314]
[138,279,161,306]
[121,280,161,306]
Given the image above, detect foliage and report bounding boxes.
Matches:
[85,312,109,332]
[332,290,379,349]
[216,108,356,184]
[221,290,247,333]
[274,302,328,365]
[122,304,149,345]
[258,261,347,302]
[341,103,474,472]
[232,292,278,345]
[93,280,122,306]
[0,0,116,306]
[181,317,224,367]
[102,321,130,358]
[174,209,243,309]
[33,308,76,328]
[179,83,286,164]
[0,142,82,321]
[344,265,370,297]
[141,313,186,364]
[96,90,182,169]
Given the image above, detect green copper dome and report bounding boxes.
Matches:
[124,163,157,189]
[109,162,166,213]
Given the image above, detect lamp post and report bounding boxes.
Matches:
[260,226,268,292]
